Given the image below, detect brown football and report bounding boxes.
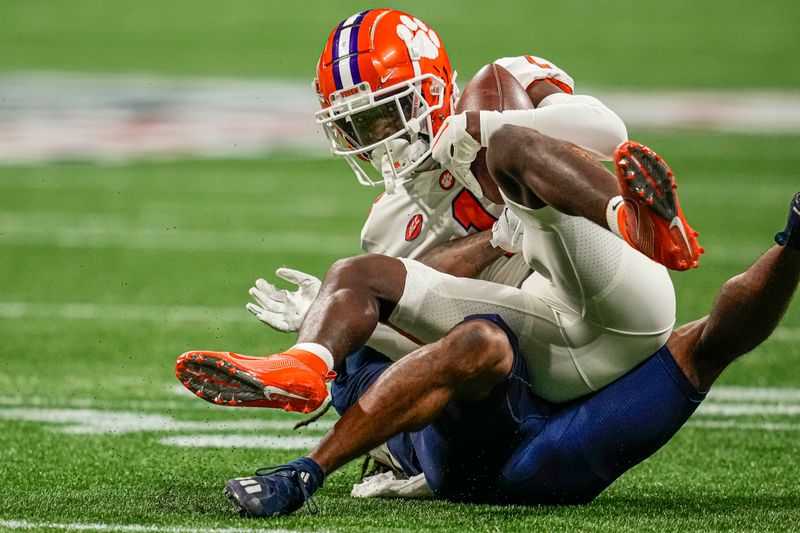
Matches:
[455,64,533,192]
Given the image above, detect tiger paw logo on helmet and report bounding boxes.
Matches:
[395,15,441,60]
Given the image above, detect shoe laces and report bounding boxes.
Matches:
[293,398,332,430]
[253,465,319,515]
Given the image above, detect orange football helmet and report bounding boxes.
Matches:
[314,9,457,192]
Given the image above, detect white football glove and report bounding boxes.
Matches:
[431,112,484,198]
[490,208,524,254]
[245,268,321,333]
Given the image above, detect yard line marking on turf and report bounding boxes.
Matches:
[10,302,800,343]
[0,223,776,266]
[0,394,267,412]
[160,435,321,449]
[697,403,800,416]
[0,518,311,533]
[5,387,800,415]
[0,301,252,323]
[0,224,356,255]
[0,408,332,434]
[708,385,800,403]
[688,420,800,432]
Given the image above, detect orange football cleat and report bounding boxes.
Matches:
[175,349,335,414]
[614,141,704,271]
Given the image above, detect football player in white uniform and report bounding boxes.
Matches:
[247,53,631,360]
[175,8,700,406]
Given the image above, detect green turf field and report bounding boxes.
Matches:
[1,133,799,532]
[2,1,800,531]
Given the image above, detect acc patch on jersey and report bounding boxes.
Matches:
[439,170,455,190]
[405,213,424,241]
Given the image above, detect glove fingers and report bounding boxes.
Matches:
[276,267,321,291]
[275,267,304,285]
[245,302,265,317]
[257,311,292,333]
[252,281,286,303]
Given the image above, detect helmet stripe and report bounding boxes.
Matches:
[331,10,369,90]
[331,28,344,89]
[347,10,369,85]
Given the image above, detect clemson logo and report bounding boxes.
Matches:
[405,213,424,241]
[439,170,455,190]
[396,15,441,60]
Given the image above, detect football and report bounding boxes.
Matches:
[455,63,533,188]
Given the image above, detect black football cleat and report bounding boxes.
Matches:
[775,192,800,251]
[224,457,324,518]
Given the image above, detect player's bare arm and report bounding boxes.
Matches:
[437,64,703,270]
[415,229,507,278]
[668,240,800,391]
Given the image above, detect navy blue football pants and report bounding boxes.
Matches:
[331,314,706,505]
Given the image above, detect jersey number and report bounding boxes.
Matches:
[451,189,497,232]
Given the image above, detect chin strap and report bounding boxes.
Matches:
[372,139,429,194]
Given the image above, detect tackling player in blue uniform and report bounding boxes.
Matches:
[220,135,800,516]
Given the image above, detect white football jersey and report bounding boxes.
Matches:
[360,166,531,287]
[360,55,572,283]
[359,55,575,358]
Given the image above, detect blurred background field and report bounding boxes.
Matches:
[4,0,800,87]
[1,1,799,531]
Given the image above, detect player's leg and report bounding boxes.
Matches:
[390,256,673,402]
[494,192,800,504]
[496,344,705,505]
[329,346,392,417]
[328,346,423,478]
[175,254,408,413]
[669,192,800,390]
[223,317,516,517]
[486,125,703,270]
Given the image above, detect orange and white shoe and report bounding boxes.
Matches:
[175,349,335,414]
[613,141,704,271]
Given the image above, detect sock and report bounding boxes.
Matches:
[775,194,800,251]
[293,457,325,492]
[606,195,627,240]
[289,342,334,373]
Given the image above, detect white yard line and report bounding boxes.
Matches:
[3,385,800,414]
[0,518,310,533]
[0,225,774,264]
[1,302,797,345]
[0,408,333,434]
[696,403,800,416]
[0,406,329,449]
[709,385,800,402]
[0,225,356,255]
[1,73,799,164]
[0,301,252,323]
[687,420,800,432]
[160,435,321,449]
